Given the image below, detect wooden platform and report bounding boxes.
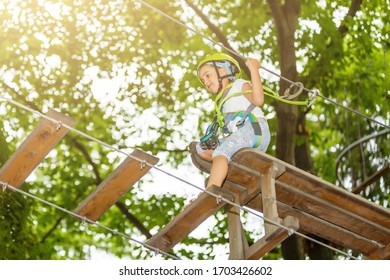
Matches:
[147,141,390,259]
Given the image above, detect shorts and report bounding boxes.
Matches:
[196,117,270,162]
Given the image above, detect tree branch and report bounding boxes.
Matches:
[68,136,102,184]
[0,80,40,112]
[338,0,363,35]
[40,213,66,243]
[303,0,363,112]
[69,138,153,239]
[115,201,152,239]
[184,0,249,76]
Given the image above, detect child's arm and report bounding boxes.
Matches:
[242,58,264,106]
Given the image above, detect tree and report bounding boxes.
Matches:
[0,0,388,260]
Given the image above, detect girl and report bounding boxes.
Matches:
[196,53,270,188]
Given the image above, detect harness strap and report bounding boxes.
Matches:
[223,110,263,149]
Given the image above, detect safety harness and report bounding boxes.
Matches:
[200,82,312,150]
[200,83,263,150]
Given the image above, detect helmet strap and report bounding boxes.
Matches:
[208,61,222,91]
[211,61,236,91]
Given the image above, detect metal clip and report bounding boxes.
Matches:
[283,82,304,100]
[55,121,63,131]
[307,90,319,107]
[2,182,8,192]
[81,216,88,228]
[140,160,146,170]
[216,195,222,205]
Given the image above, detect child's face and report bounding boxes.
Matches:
[199,64,226,94]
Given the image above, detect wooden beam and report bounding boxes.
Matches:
[0,109,76,188]
[226,195,246,259]
[74,149,159,221]
[245,216,299,260]
[367,243,390,260]
[147,185,234,252]
[276,163,390,230]
[261,162,284,235]
[273,180,390,245]
[247,195,385,257]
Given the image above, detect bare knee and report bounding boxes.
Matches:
[199,149,214,161]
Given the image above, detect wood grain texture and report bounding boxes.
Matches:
[0,109,76,188]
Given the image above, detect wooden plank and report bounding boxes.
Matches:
[147,185,234,252]
[247,195,385,257]
[74,149,159,221]
[0,109,76,188]
[245,216,299,260]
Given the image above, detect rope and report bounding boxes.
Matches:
[135,0,389,130]
[0,94,367,260]
[0,180,180,260]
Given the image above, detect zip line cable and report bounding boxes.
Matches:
[0,180,180,260]
[135,0,389,130]
[316,93,390,129]
[0,94,369,260]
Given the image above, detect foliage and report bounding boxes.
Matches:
[0,0,388,260]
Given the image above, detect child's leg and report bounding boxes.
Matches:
[206,122,255,188]
[206,155,228,188]
[198,149,214,161]
[198,149,228,187]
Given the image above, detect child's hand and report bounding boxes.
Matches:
[246,58,261,72]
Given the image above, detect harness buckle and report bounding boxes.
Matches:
[200,135,219,150]
[307,90,319,107]
[200,117,220,150]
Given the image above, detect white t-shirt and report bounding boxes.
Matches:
[221,79,264,118]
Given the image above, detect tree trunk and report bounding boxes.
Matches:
[267,0,299,164]
[267,0,305,260]
[292,0,363,260]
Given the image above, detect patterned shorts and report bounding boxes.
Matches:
[196,118,270,162]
